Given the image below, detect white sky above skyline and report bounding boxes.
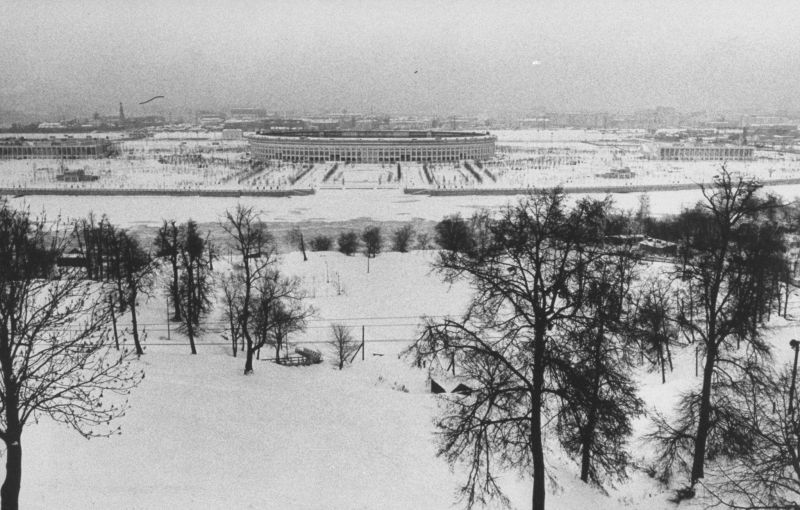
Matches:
[2,0,799,118]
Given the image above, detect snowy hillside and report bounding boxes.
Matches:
[21,249,800,509]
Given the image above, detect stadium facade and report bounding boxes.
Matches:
[247,130,496,163]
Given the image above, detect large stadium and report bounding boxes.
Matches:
[247,130,496,163]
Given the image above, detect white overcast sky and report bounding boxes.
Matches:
[2,0,799,117]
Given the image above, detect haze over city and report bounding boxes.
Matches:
[2,0,800,118]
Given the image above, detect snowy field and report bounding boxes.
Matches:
[21,250,800,509]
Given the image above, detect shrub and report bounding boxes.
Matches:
[434,214,474,252]
[362,226,382,258]
[392,224,415,252]
[416,232,432,250]
[337,231,359,256]
[309,235,332,251]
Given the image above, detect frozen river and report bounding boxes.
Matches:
[8,184,800,227]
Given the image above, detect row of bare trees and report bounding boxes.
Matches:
[0,204,144,510]
[408,169,800,510]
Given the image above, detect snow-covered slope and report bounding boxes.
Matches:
[20,251,800,509]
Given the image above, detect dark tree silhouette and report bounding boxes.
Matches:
[362,226,382,258]
[220,274,242,358]
[222,205,277,374]
[407,190,630,510]
[176,220,214,355]
[250,269,313,362]
[392,224,415,252]
[0,203,142,510]
[556,240,644,485]
[328,324,358,370]
[630,279,680,384]
[154,219,181,320]
[337,231,359,256]
[288,227,308,261]
[109,230,156,356]
[649,168,787,493]
[309,235,332,251]
[701,356,800,507]
[434,213,474,253]
[73,212,115,281]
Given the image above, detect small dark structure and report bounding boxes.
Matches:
[638,237,678,257]
[55,169,99,182]
[56,248,87,268]
[430,377,474,395]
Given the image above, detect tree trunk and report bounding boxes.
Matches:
[244,340,254,375]
[171,255,181,321]
[581,325,603,482]
[229,314,237,357]
[785,281,790,318]
[691,343,717,484]
[531,330,546,510]
[187,323,196,355]
[666,341,674,372]
[130,291,143,356]
[1,385,22,510]
[110,297,119,350]
[1,437,21,510]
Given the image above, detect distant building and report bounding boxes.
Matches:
[37,122,65,130]
[650,144,754,161]
[222,129,243,140]
[248,130,496,163]
[0,137,117,159]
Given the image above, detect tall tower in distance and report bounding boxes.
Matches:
[119,102,125,124]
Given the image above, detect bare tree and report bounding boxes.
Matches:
[221,205,276,374]
[700,354,800,508]
[630,278,680,384]
[0,203,143,510]
[220,274,242,357]
[287,227,308,261]
[407,190,627,510]
[73,212,114,281]
[176,220,214,355]
[250,269,313,362]
[328,324,358,370]
[109,230,157,356]
[556,241,644,485]
[649,168,786,493]
[154,219,181,320]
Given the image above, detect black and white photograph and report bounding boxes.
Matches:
[2,1,800,509]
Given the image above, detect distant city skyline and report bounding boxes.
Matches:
[2,1,800,119]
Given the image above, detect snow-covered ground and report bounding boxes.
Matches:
[21,250,800,509]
